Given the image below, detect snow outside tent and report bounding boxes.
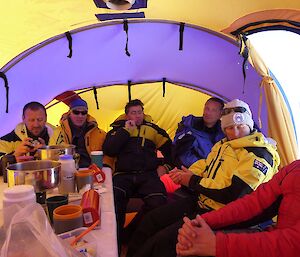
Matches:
[0,1,300,167]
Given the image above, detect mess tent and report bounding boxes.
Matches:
[0,1,300,167]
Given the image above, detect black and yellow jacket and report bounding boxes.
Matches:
[0,122,54,158]
[188,131,280,210]
[49,112,113,167]
[103,114,173,173]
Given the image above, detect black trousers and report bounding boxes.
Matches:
[126,195,209,257]
[113,172,167,253]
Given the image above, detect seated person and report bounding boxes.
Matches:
[173,97,224,168]
[0,102,53,177]
[177,159,300,257]
[49,98,110,168]
[102,99,173,251]
[126,99,280,257]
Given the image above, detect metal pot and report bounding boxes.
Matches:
[7,160,61,192]
[36,144,76,161]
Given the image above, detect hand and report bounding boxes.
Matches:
[157,165,167,177]
[180,166,194,187]
[169,166,193,186]
[125,120,137,130]
[30,138,45,151]
[14,137,35,157]
[169,168,182,184]
[176,215,216,257]
[37,137,45,146]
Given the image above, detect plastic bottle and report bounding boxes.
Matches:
[3,185,36,208]
[58,154,76,194]
[3,185,36,227]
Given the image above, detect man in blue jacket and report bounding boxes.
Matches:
[173,97,224,168]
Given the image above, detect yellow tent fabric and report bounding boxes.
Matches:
[246,40,298,166]
[1,1,300,67]
[223,9,300,35]
[46,82,210,140]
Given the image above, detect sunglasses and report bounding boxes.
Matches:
[222,107,248,116]
[72,110,88,115]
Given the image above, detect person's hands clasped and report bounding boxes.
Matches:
[169,168,182,184]
[169,166,194,186]
[176,215,216,257]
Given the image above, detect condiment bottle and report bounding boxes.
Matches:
[58,154,76,194]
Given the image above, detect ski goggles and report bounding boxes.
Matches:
[222,106,249,116]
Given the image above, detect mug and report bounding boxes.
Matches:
[90,151,103,168]
[46,195,68,224]
[53,204,83,234]
[76,170,94,193]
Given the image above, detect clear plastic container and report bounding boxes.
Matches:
[3,185,36,227]
[3,185,36,208]
[58,154,76,194]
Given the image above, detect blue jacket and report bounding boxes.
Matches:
[173,115,224,168]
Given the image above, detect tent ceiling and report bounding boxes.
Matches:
[1,1,300,68]
[0,21,263,135]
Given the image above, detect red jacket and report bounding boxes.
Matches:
[201,160,300,257]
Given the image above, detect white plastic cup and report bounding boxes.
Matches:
[90,151,103,168]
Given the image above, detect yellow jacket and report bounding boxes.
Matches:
[49,112,113,167]
[189,131,280,210]
[0,122,54,157]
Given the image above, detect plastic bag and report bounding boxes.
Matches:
[0,203,84,257]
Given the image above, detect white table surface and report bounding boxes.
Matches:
[0,167,118,257]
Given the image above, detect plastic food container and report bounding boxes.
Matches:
[88,164,106,183]
[80,189,100,227]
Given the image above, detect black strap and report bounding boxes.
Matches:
[162,77,166,97]
[123,20,131,57]
[65,31,73,58]
[0,72,9,113]
[93,86,99,110]
[127,80,132,101]
[179,22,185,51]
[239,34,249,93]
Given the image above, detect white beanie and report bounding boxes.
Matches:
[221,99,254,132]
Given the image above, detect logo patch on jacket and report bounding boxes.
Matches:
[253,159,268,175]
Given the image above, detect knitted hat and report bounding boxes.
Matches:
[69,98,88,110]
[221,99,254,132]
